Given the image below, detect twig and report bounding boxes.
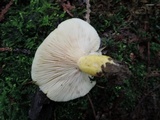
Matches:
[54,110,56,120]
[87,94,97,120]
[96,84,105,89]
[147,71,160,77]
[0,47,31,54]
[146,4,160,7]
[144,21,151,73]
[85,0,91,23]
[0,47,12,52]
[0,0,13,21]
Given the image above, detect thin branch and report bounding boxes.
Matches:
[87,94,97,120]
[0,47,12,52]
[144,21,151,73]
[0,0,13,21]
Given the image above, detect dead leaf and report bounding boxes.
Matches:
[130,52,136,61]
[61,0,75,17]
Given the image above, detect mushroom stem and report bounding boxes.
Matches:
[77,55,116,76]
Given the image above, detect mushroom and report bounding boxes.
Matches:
[31,18,129,102]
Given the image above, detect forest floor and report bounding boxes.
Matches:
[0,0,160,120]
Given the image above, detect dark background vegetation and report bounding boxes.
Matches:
[0,0,160,120]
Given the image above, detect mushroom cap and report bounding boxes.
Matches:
[31,18,101,101]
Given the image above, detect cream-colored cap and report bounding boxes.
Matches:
[31,18,101,101]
